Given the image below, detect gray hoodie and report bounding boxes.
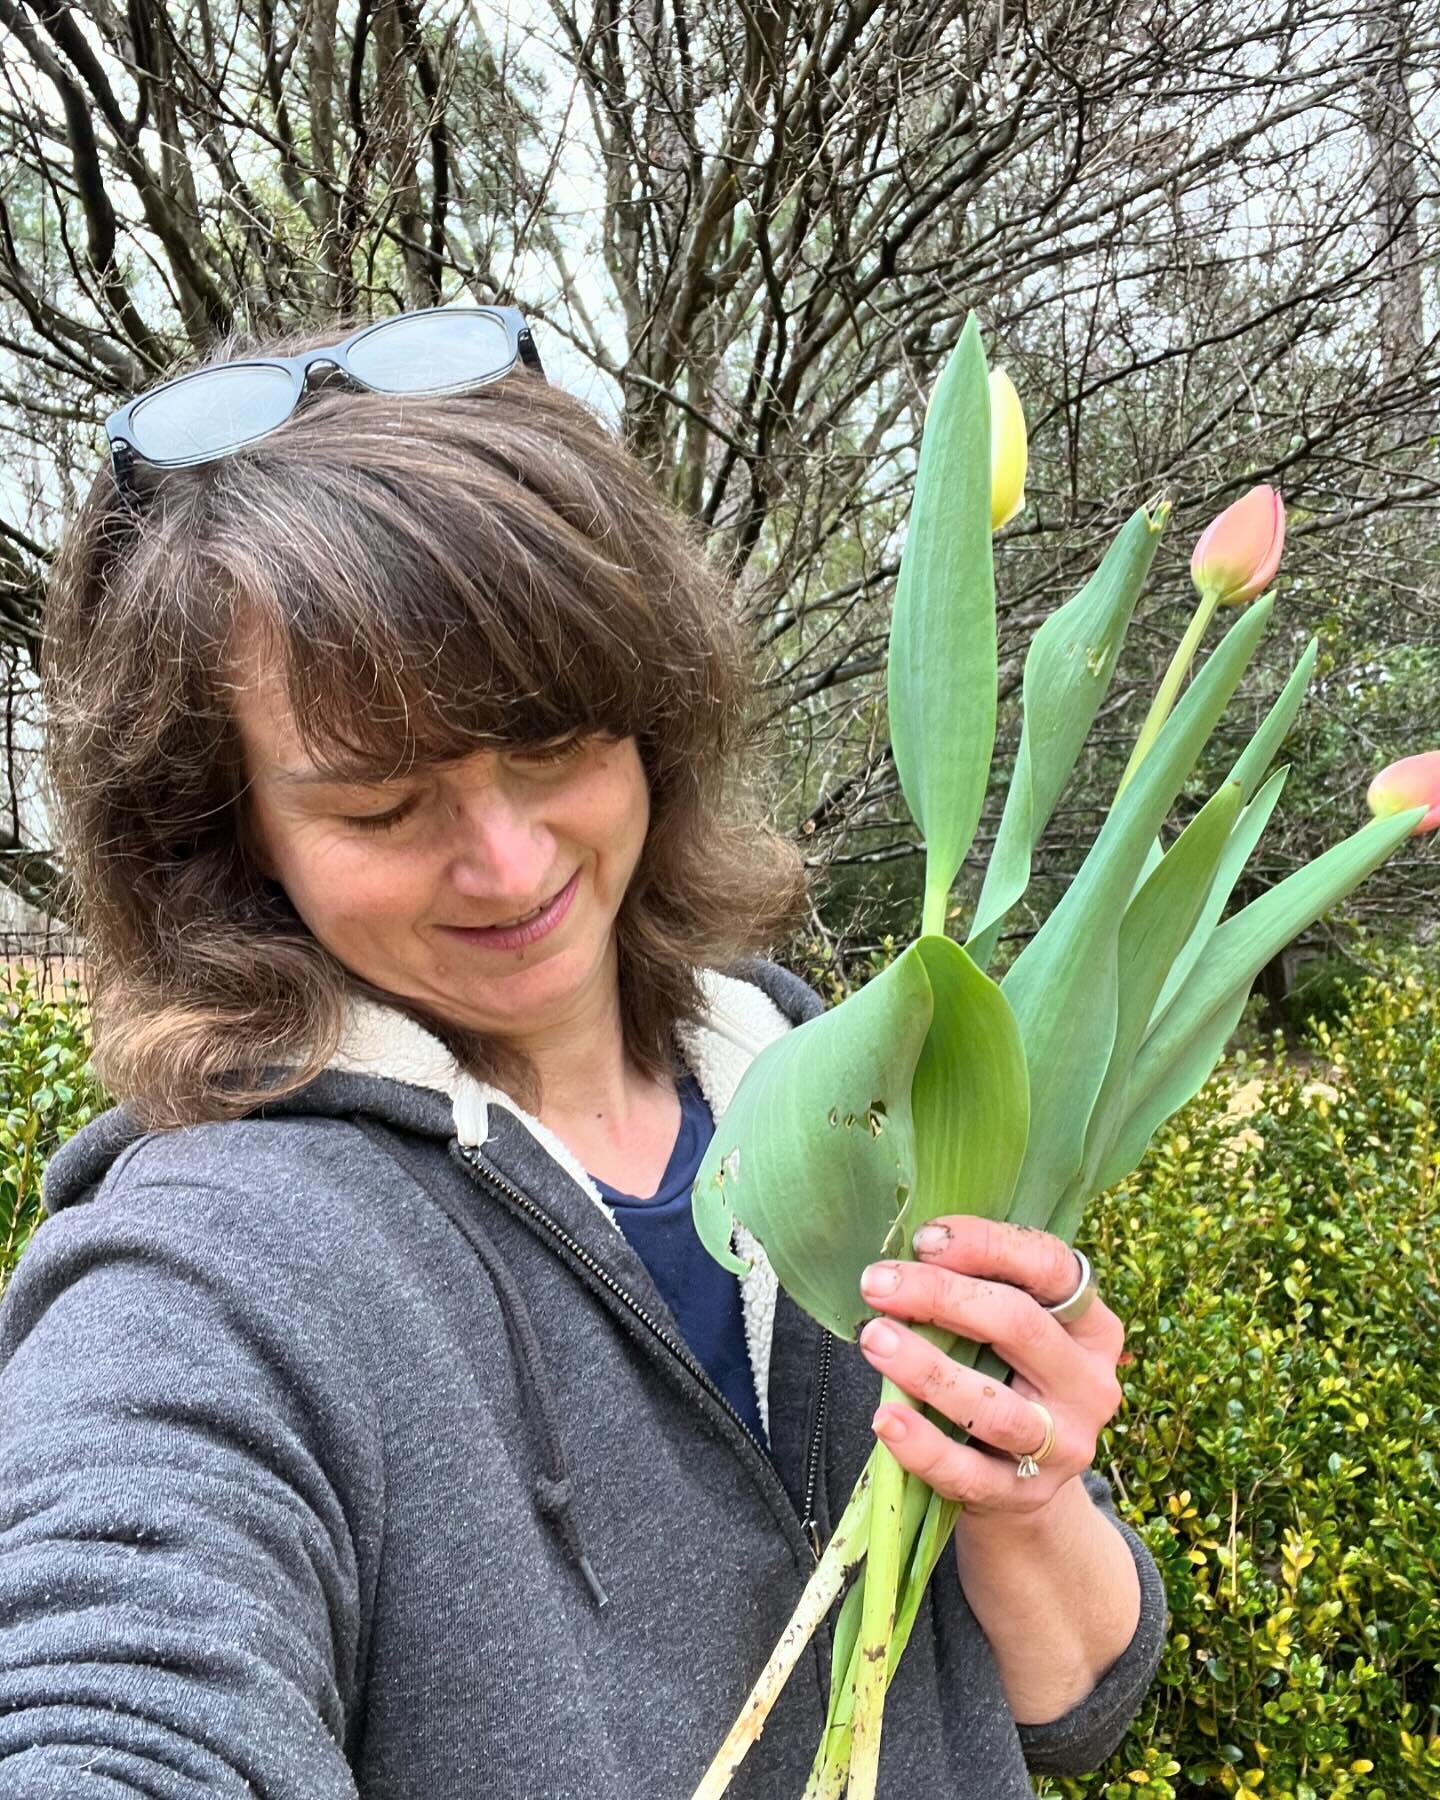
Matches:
[0,960,1166,1798]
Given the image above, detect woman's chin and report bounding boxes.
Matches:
[424,930,612,1036]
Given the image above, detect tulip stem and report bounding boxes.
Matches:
[687,1471,874,1800]
[804,1468,945,1793]
[694,1336,989,1799]
[845,1379,910,1799]
[1116,585,1220,800]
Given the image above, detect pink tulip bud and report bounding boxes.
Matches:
[1366,751,1440,834]
[1190,485,1286,606]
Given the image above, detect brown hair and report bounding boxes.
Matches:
[41,313,807,1129]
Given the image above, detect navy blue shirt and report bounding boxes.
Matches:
[590,1075,767,1448]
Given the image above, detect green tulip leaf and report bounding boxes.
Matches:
[1000,594,1274,1227]
[888,314,996,936]
[907,935,1029,1243]
[967,504,1165,968]
[692,937,1028,1341]
[1227,638,1317,802]
[691,945,930,1334]
[1150,763,1290,1026]
[1094,806,1425,1191]
[1129,834,1166,903]
[1137,642,1313,1023]
[1048,778,1243,1245]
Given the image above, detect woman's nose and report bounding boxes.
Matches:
[445,794,554,902]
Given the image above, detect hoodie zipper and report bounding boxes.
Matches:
[799,1329,834,1558]
[459,1144,832,1564]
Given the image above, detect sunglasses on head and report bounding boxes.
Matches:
[104,303,546,509]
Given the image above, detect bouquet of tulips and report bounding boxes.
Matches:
[689,315,1438,1800]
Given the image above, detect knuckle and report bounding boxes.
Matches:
[1095,1303,1127,1355]
[1001,1396,1039,1448]
[933,1268,982,1328]
[919,1260,953,1316]
[975,1215,1005,1269]
[1065,1424,1100,1471]
[996,1217,1041,1285]
[1012,1293,1052,1349]
[1050,1237,1080,1294]
[930,1446,974,1500]
[920,1356,955,1402]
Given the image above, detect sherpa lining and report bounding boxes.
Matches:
[311,967,793,1437]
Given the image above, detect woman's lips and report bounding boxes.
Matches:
[439,870,580,952]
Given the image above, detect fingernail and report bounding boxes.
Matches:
[861,1262,902,1296]
[913,1224,949,1257]
[872,1408,908,1442]
[861,1320,899,1356]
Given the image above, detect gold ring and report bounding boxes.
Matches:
[1015,1402,1056,1480]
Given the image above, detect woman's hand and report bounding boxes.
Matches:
[856,1214,1126,1519]
[856,1217,1146,1726]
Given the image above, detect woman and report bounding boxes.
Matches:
[0,305,1166,1798]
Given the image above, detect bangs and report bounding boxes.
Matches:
[262,572,647,784]
[193,388,707,782]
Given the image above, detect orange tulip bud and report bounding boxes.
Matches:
[1190,485,1286,606]
[1366,751,1440,834]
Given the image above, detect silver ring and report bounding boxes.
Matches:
[1044,1247,1099,1325]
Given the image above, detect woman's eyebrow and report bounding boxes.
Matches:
[272,732,576,789]
[273,763,409,788]
[275,749,491,787]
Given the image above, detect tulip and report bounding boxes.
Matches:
[1116,484,1287,799]
[1191,484,1286,605]
[990,368,1027,530]
[1367,751,1440,834]
[692,318,1424,1800]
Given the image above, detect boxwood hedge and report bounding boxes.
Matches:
[1057,942,1439,1798]
[1,946,1436,1797]
[0,969,103,1282]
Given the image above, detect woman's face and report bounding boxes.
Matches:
[229,631,651,1044]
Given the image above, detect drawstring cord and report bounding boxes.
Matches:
[350,1116,610,1610]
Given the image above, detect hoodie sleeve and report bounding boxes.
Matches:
[0,1158,378,1799]
[929,1466,1169,1777]
[1011,1470,1168,1774]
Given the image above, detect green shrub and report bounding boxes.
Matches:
[0,968,107,1288]
[1048,941,1440,1799]
[1275,952,1369,1039]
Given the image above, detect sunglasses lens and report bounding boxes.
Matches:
[346,310,515,393]
[129,365,296,465]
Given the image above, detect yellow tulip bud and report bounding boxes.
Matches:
[989,368,1027,531]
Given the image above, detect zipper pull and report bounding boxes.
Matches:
[802,1516,822,1561]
